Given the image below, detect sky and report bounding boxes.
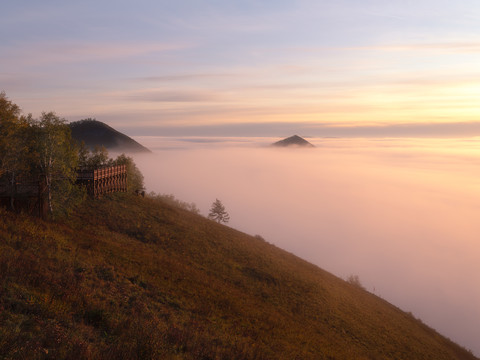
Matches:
[2,1,480,136]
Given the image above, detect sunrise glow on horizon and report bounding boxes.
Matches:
[2,1,480,136]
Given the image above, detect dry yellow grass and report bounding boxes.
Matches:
[0,194,477,359]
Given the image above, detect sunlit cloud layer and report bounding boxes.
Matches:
[133,137,480,355]
[2,1,480,135]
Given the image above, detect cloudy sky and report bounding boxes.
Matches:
[2,0,480,136]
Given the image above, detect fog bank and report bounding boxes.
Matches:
[134,136,480,355]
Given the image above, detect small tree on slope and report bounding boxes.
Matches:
[208,199,230,223]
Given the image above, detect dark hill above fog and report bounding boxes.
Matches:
[69,119,150,153]
[0,194,476,359]
[272,134,315,147]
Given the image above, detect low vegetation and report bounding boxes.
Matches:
[346,274,365,290]
[147,192,200,214]
[0,193,477,359]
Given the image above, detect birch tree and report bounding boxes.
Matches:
[31,112,79,215]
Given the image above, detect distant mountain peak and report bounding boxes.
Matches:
[69,119,150,153]
[272,135,315,148]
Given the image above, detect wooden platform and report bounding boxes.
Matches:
[76,165,127,198]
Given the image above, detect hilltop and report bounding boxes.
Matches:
[69,119,150,153]
[0,194,476,359]
[272,135,315,148]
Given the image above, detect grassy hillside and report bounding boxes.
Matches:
[0,194,476,360]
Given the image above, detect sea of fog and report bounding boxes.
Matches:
[132,136,480,355]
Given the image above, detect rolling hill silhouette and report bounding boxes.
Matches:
[69,119,150,153]
[272,135,315,147]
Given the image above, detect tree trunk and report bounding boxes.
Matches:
[8,172,15,211]
[46,176,53,215]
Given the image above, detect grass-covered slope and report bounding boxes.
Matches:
[0,194,476,360]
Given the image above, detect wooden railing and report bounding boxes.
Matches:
[76,165,127,198]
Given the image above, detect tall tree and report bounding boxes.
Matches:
[77,143,111,169]
[87,145,111,168]
[31,112,79,215]
[0,92,32,209]
[113,153,144,193]
[208,199,230,223]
